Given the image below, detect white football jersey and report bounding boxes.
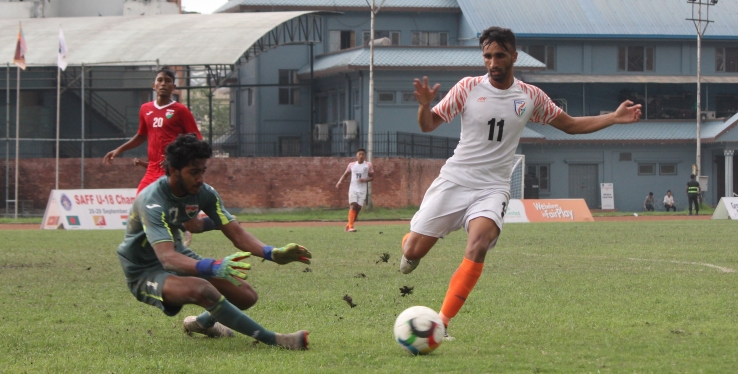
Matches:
[347,161,374,193]
[432,76,561,189]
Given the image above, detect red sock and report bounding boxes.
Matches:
[439,258,484,325]
[348,209,357,228]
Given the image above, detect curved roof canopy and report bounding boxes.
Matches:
[0,11,321,67]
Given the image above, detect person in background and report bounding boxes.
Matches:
[643,192,655,212]
[664,190,676,212]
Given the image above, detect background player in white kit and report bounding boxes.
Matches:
[401,26,642,339]
[335,149,374,232]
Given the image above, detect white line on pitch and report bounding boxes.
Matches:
[628,258,736,273]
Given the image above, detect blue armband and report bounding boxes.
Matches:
[202,217,217,232]
[262,246,274,262]
[196,258,215,278]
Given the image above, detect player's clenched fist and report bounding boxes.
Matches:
[273,243,312,265]
[196,252,252,285]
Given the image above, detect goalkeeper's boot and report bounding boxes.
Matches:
[275,330,309,350]
[183,316,234,338]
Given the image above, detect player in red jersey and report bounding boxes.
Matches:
[104,68,213,239]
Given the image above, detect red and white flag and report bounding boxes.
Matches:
[13,23,28,70]
[58,27,68,71]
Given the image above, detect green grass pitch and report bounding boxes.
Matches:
[0,220,736,373]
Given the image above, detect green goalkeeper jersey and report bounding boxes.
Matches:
[117,176,235,281]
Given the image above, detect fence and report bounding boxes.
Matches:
[0,131,458,159]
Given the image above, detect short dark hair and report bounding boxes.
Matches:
[690,174,696,179]
[649,192,653,195]
[667,190,671,193]
[164,134,212,175]
[356,148,366,154]
[478,26,516,53]
[156,67,176,82]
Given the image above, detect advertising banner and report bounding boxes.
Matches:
[600,183,614,210]
[521,199,594,222]
[503,199,529,223]
[41,189,136,230]
[712,197,738,220]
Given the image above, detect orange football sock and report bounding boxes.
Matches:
[439,257,484,325]
[348,209,357,228]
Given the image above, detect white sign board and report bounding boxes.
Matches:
[41,189,137,230]
[600,183,615,210]
[712,197,738,220]
[503,199,529,223]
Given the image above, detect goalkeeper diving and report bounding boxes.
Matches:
[116,134,312,350]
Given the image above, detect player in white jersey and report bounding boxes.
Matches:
[335,149,374,232]
[400,26,642,339]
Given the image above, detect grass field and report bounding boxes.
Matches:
[1,220,736,373]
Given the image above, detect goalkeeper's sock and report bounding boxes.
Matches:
[439,257,484,322]
[348,209,357,228]
[209,296,277,345]
[195,311,216,328]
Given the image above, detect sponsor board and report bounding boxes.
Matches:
[504,199,594,223]
[41,189,136,230]
[712,197,738,220]
[600,183,615,210]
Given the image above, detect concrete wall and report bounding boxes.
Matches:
[0,157,445,212]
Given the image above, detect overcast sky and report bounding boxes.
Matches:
[181,0,230,14]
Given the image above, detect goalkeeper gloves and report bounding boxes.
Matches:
[196,252,251,285]
[262,243,312,265]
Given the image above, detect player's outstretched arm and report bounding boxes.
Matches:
[549,100,642,135]
[219,221,311,265]
[336,169,350,188]
[103,133,147,164]
[413,76,444,133]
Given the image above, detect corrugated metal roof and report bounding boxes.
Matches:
[298,46,545,76]
[520,74,738,84]
[458,0,738,39]
[217,0,459,12]
[0,12,317,67]
[525,119,730,142]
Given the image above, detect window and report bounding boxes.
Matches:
[329,30,356,52]
[400,91,446,104]
[363,31,400,46]
[411,31,448,46]
[279,137,301,156]
[520,45,556,70]
[716,47,738,72]
[526,164,550,192]
[638,163,655,175]
[378,91,395,103]
[659,163,677,175]
[618,46,654,72]
[619,152,632,161]
[278,70,300,105]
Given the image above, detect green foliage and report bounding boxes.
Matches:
[188,88,230,139]
[0,221,737,373]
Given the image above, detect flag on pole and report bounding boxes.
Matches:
[13,23,28,70]
[58,27,68,71]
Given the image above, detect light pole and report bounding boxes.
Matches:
[366,0,386,209]
[686,0,717,179]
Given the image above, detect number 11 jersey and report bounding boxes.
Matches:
[431,76,561,190]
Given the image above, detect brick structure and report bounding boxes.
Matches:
[0,157,446,212]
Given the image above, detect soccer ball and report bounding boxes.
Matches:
[393,306,444,355]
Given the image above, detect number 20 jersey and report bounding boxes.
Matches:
[432,76,562,190]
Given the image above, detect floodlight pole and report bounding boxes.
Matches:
[687,0,716,179]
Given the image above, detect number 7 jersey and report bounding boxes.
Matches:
[432,75,561,189]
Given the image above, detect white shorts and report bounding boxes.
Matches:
[348,189,367,206]
[410,178,510,246]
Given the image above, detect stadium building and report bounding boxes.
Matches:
[0,0,737,212]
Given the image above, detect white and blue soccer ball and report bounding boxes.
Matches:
[393,306,444,355]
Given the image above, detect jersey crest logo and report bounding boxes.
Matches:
[146,111,154,116]
[514,100,526,117]
[185,205,199,216]
[166,109,175,119]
